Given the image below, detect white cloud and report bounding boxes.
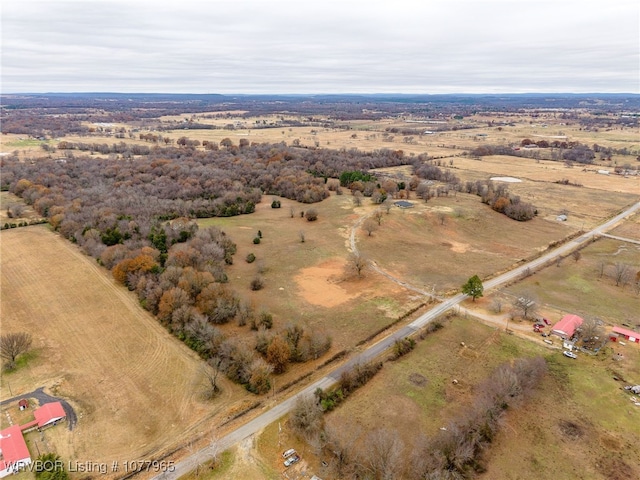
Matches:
[2,0,638,93]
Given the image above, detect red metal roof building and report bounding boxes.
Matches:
[610,326,640,343]
[0,401,67,477]
[551,314,584,339]
[34,402,66,428]
[0,425,32,478]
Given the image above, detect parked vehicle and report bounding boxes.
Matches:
[543,318,551,325]
[284,455,300,467]
[282,449,296,459]
[563,351,577,359]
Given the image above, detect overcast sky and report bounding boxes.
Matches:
[2,0,639,94]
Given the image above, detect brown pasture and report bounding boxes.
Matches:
[504,236,640,325]
[198,194,423,357]
[284,316,640,480]
[356,194,567,294]
[0,226,248,472]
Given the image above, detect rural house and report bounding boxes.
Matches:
[551,314,583,339]
[0,425,32,478]
[0,402,67,477]
[609,326,640,343]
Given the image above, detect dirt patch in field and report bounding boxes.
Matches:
[295,259,356,307]
[558,419,584,439]
[409,372,428,387]
[596,455,636,480]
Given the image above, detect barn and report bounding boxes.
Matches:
[609,326,640,343]
[551,314,584,339]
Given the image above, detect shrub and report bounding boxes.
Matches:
[253,236,261,244]
[246,253,256,263]
[391,337,416,360]
[271,200,281,208]
[305,208,318,221]
[250,276,264,291]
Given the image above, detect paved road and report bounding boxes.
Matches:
[601,233,640,246]
[153,199,640,480]
[0,387,77,430]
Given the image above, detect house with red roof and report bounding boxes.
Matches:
[551,314,583,339]
[0,425,31,478]
[0,401,67,477]
[610,326,640,343]
[34,403,66,429]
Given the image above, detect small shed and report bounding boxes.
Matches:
[18,399,29,411]
[610,326,640,343]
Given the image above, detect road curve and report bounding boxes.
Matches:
[152,200,640,480]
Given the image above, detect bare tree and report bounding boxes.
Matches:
[348,252,368,278]
[207,432,222,469]
[598,261,606,278]
[579,317,604,346]
[373,209,384,226]
[0,332,33,369]
[299,230,305,243]
[289,395,323,441]
[512,293,538,319]
[359,428,405,480]
[437,212,447,225]
[363,218,378,237]
[7,203,25,219]
[572,250,581,262]
[353,191,363,207]
[202,356,223,399]
[383,199,393,214]
[324,421,362,479]
[490,297,503,314]
[612,263,631,287]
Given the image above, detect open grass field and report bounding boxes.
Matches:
[503,237,640,325]
[356,193,567,294]
[255,316,640,480]
[0,226,249,474]
[0,192,41,225]
[199,193,424,357]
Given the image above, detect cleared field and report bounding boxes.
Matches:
[0,192,41,224]
[0,226,247,471]
[356,194,567,294]
[451,154,640,195]
[290,316,640,480]
[504,237,640,324]
[199,193,423,357]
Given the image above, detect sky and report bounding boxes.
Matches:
[1,0,639,94]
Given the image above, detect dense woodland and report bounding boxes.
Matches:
[0,139,419,393]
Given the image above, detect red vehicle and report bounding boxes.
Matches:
[543,318,551,325]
